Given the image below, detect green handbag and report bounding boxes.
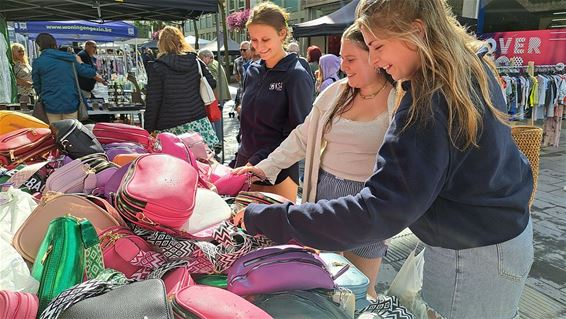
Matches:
[32,216,104,315]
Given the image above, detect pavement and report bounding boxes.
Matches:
[220,85,566,318]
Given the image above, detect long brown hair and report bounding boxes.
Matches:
[323,24,390,134]
[356,0,508,149]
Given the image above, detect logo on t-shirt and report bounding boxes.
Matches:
[269,82,283,91]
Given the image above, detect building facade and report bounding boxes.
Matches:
[185,0,566,55]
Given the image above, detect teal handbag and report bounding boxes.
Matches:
[32,216,104,315]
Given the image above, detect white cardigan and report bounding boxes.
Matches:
[256,78,396,203]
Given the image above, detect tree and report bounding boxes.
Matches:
[218,0,230,73]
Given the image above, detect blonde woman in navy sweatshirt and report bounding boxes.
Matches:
[241,0,534,318]
[235,2,314,202]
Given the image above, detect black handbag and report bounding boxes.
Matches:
[57,279,173,319]
[250,290,350,319]
[50,119,104,159]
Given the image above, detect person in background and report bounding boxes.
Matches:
[32,33,97,123]
[145,26,219,147]
[235,2,314,202]
[288,41,315,87]
[198,49,231,150]
[233,41,252,115]
[306,45,322,77]
[235,24,395,297]
[141,47,156,72]
[317,54,341,94]
[11,43,34,107]
[240,0,534,317]
[77,40,107,98]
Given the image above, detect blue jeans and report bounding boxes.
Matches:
[422,218,533,319]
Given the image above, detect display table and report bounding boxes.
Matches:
[89,108,145,127]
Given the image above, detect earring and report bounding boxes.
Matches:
[375,68,381,74]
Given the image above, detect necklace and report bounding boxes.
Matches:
[359,80,388,100]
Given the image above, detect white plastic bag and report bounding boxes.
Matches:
[386,246,428,319]
[0,238,39,293]
[0,187,37,242]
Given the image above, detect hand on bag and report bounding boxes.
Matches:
[232,209,246,231]
[233,164,266,183]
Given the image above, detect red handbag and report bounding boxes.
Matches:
[92,122,152,150]
[172,285,272,319]
[0,291,38,319]
[0,128,56,169]
[206,100,222,122]
[114,154,198,232]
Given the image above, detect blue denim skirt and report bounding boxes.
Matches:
[315,169,388,258]
[422,218,533,319]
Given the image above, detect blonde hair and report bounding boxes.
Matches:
[356,0,508,149]
[247,1,291,44]
[11,43,29,65]
[157,26,194,58]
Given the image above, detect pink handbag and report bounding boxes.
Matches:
[115,154,198,231]
[177,131,213,161]
[93,122,152,150]
[163,266,195,297]
[99,226,166,280]
[0,291,38,319]
[44,158,97,194]
[172,285,273,319]
[155,133,213,189]
[196,161,251,196]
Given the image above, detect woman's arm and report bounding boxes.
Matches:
[144,64,163,132]
[244,93,451,251]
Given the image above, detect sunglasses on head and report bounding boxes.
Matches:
[240,48,248,51]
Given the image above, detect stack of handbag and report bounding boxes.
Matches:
[0,114,399,319]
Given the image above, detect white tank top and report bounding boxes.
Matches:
[320,111,390,182]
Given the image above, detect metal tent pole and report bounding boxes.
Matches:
[215,10,225,163]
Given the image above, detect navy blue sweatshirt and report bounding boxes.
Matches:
[238,54,314,165]
[244,70,533,250]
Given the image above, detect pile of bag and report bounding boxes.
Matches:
[0,111,414,319]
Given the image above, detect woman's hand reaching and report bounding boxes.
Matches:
[232,164,267,184]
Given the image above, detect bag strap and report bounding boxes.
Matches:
[71,63,84,102]
[40,269,129,319]
[79,219,105,279]
[196,57,204,78]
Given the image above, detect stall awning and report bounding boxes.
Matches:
[13,20,137,43]
[0,0,217,21]
[292,0,359,38]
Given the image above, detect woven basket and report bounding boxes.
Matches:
[510,125,543,207]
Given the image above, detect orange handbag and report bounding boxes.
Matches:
[112,153,143,166]
[206,100,222,122]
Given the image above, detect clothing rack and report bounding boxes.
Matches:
[497,61,565,147]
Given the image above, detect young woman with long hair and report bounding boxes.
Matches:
[235,24,395,297]
[239,0,534,317]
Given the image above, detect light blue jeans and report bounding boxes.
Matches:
[422,218,533,319]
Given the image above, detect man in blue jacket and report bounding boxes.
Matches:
[32,33,97,123]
